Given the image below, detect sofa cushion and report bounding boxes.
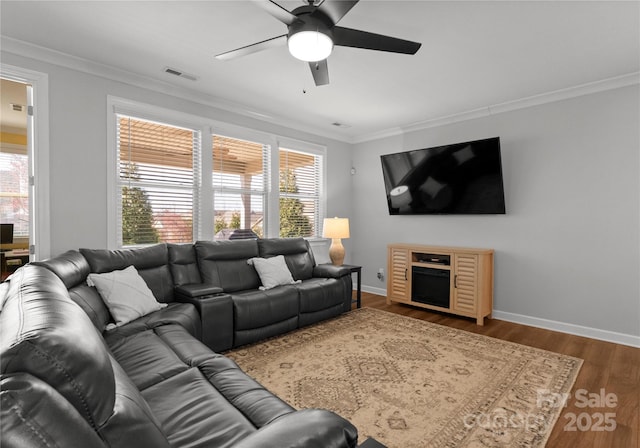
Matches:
[232,287,299,332]
[296,278,347,313]
[87,265,167,328]
[80,244,174,302]
[197,355,294,427]
[232,287,299,347]
[195,240,261,292]
[248,255,300,290]
[257,238,315,280]
[142,367,257,448]
[233,409,359,448]
[104,303,201,348]
[296,278,349,327]
[107,327,191,391]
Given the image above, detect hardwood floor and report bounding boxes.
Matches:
[356,292,639,448]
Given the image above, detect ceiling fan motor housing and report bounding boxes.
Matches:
[288,6,333,36]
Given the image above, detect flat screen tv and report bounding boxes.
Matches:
[380,137,506,215]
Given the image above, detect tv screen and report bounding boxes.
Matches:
[380,137,506,215]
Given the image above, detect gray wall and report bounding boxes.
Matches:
[351,85,640,338]
[2,52,353,257]
[4,50,638,341]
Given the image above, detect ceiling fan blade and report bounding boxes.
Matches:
[253,0,300,26]
[314,0,359,25]
[215,34,287,61]
[309,60,329,86]
[333,27,421,54]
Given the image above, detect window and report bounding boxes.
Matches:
[108,98,327,247]
[0,150,28,237]
[279,147,323,238]
[212,134,269,239]
[117,116,200,246]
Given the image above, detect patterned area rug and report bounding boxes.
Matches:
[226,308,582,448]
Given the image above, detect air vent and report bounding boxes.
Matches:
[10,103,24,112]
[163,67,198,81]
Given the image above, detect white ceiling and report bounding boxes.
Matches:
[1,1,638,142]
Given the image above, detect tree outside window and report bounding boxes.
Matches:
[279,168,312,238]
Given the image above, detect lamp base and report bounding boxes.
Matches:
[329,238,345,266]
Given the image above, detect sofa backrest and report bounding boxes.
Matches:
[168,243,202,286]
[258,238,316,281]
[80,243,174,302]
[195,240,261,292]
[0,265,171,448]
[32,250,111,331]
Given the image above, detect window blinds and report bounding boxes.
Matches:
[117,116,200,245]
[212,134,268,239]
[279,148,322,238]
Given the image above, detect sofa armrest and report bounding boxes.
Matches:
[174,284,233,352]
[175,283,223,298]
[313,264,351,279]
[232,409,358,448]
[1,373,107,448]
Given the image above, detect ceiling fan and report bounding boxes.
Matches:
[215,0,422,86]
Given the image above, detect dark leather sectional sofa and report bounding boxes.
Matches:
[0,238,358,448]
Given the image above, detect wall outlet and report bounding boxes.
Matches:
[377,268,385,281]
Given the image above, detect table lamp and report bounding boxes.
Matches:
[322,217,350,266]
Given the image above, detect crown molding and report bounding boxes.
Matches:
[3,36,638,146]
[352,72,640,144]
[0,36,351,144]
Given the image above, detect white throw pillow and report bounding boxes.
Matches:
[87,265,167,328]
[248,255,300,290]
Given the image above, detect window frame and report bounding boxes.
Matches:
[277,137,326,240]
[107,97,212,248]
[107,97,327,248]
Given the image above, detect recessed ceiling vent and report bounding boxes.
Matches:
[163,67,198,81]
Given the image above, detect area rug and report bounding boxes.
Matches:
[225,308,582,448]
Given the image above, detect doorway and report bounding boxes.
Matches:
[0,79,31,278]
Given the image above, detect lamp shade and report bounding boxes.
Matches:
[322,217,350,239]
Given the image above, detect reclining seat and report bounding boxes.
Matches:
[32,246,201,340]
[258,238,352,327]
[195,240,299,348]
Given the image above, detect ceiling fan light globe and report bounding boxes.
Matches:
[288,30,333,62]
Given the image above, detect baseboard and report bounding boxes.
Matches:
[360,285,640,348]
[361,285,387,296]
[492,310,640,348]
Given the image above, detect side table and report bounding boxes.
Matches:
[340,264,362,309]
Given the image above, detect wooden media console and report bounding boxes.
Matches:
[387,244,494,325]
